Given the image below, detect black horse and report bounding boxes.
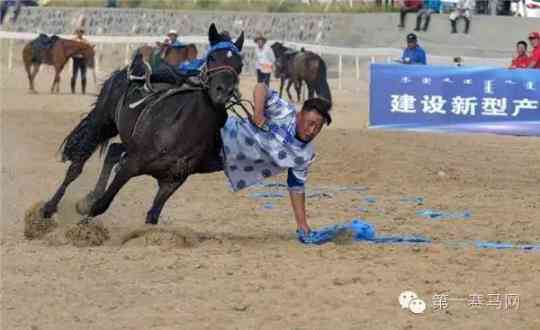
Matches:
[40,24,245,225]
[270,42,331,103]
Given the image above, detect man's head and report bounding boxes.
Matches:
[406,33,418,49]
[255,32,267,49]
[167,29,178,43]
[517,40,528,55]
[75,28,85,37]
[529,32,540,47]
[295,98,332,143]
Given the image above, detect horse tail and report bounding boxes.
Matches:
[314,57,332,104]
[59,69,125,162]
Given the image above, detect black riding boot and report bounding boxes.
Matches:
[464,18,470,34]
[81,78,87,95]
[450,19,457,34]
[70,78,76,94]
[414,15,422,31]
[423,15,431,31]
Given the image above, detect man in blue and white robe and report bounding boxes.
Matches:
[220,83,332,237]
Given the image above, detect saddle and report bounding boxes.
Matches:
[30,34,60,64]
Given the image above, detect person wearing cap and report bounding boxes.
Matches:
[218,83,332,243]
[401,33,427,65]
[254,32,275,87]
[528,32,540,69]
[167,29,178,45]
[71,27,92,94]
[509,41,530,69]
[449,0,474,34]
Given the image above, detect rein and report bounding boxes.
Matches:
[225,95,270,133]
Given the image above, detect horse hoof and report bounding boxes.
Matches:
[75,193,97,216]
[24,201,58,240]
[28,90,38,95]
[65,219,109,247]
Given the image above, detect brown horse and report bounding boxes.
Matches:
[271,42,332,103]
[22,36,95,94]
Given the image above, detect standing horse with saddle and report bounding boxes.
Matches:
[270,42,332,104]
[22,33,96,94]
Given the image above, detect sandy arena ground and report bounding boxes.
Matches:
[1,59,540,330]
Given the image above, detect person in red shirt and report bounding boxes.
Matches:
[528,32,540,69]
[509,41,530,69]
[398,0,423,28]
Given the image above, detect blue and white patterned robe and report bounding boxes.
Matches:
[221,90,315,192]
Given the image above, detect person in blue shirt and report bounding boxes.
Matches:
[415,0,441,32]
[401,33,427,65]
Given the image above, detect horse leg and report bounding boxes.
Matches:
[76,143,126,215]
[279,77,285,98]
[29,64,40,93]
[51,71,60,94]
[294,80,302,103]
[286,79,294,101]
[146,177,187,225]
[87,158,137,218]
[42,160,85,218]
[307,83,315,99]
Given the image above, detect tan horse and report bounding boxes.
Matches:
[22,37,95,94]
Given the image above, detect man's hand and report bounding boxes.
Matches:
[251,113,267,128]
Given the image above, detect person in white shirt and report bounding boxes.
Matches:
[449,0,474,34]
[254,32,275,87]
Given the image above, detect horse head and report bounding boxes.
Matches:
[270,42,288,79]
[203,23,244,106]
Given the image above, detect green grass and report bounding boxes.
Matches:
[42,0,399,13]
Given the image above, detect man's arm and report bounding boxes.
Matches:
[289,190,309,233]
[252,83,268,127]
[287,168,310,232]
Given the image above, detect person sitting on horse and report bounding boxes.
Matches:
[219,83,332,243]
[71,27,93,94]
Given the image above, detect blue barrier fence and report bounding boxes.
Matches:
[369,64,540,136]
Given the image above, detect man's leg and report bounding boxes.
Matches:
[0,1,9,25]
[80,60,87,94]
[463,13,471,34]
[398,7,407,27]
[414,10,424,31]
[423,10,434,31]
[71,58,79,94]
[256,69,264,83]
[449,12,458,33]
[263,73,270,87]
[11,0,21,23]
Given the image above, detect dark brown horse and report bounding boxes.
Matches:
[271,42,331,103]
[40,24,245,226]
[22,35,95,94]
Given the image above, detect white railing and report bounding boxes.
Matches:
[0,30,510,90]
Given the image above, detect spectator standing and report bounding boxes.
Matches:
[398,0,423,28]
[449,0,474,34]
[414,0,441,32]
[528,32,540,69]
[509,41,530,69]
[254,32,275,87]
[0,0,21,26]
[71,27,92,94]
[401,33,427,64]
